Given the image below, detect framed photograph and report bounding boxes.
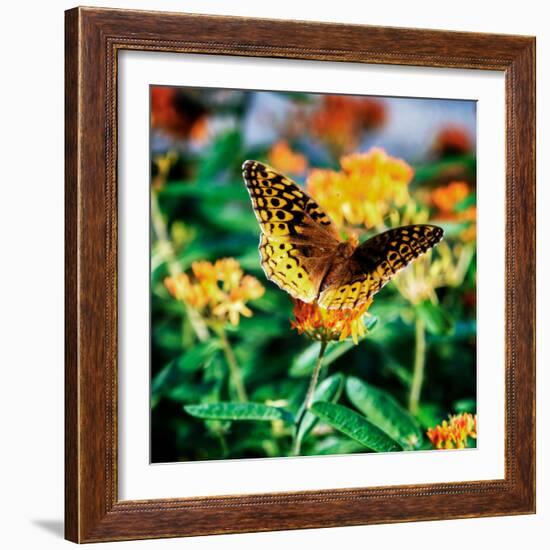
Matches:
[65,6,535,543]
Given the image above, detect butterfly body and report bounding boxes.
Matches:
[242,160,443,310]
[317,241,355,290]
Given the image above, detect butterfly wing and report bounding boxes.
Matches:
[319,224,444,310]
[242,160,340,302]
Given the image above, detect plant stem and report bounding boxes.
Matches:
[187,307,210,342]
[218,327,248,403]
[292,340,328,455]
[409,314,426,414]
[151,189,169,243]
[304,340,328,412]
[291,433,303,458]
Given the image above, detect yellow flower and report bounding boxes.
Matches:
[212,290,253,326]
[214,258,243,292]
[427,413,477,449]
[291,298,373,344]
[267,140,308,176]
[306,148,413,230]
[164,258,265,326]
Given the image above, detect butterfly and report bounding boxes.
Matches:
[242,160,444,310]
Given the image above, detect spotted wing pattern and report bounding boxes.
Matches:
[319,225,444,310]
[242,160,340,302]
[242,160,338,238]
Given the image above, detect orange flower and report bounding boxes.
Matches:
[212,290,253,326]
[431,181,470,215]
[164,272,210,310]
[433,125,472,157]
[291,298,373,344]
[239,275,266,300]
[214,258,243,292]
[427,413,477,449]
[311,95,386,154]
[267,140,308,176]
[306,148,413,230]
[164,258,265,326]
[191,260,218,284]
[431,181,476,242]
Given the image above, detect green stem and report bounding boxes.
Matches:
[409,315,426,414]
[216,431,229,458]
[151,189,169,243]
[218,327,248,402]
[291,434,303,457]
[151,189,182,276]
[304,340,328,412]
[292,340,328,455]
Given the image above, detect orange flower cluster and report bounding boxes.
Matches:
[291,298,373,344]
[311,95,386,154]
[431,181,469,215]
[431,181,476,242]
[306,148,413,229]
[151,87,208,142]
[267,140,308,176]
[433,125,472,157]
[164,258,265,326]
[427,413,477,449]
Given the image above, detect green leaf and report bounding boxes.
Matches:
[454,193,476,212]
[199,201,259,233]
[184,402,295,424]
[345,377,423,449]
[310,402,401,452]
[411,155,476,185]
[152,326,187,354]
[370,298,410,323]
[197,130,242,181]
[151,340,222,407]
[161,381,218,406]
[453,398,476,414]
[295,373,345,447]
[178,339,223,371]
[151,336,221,393]
[309,436,366,456]
[415,300,454,335]
[159,180,247,202]
[382,357,412,386]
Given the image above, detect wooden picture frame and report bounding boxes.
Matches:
[65,6,536,543]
